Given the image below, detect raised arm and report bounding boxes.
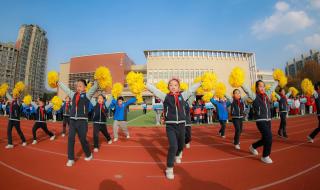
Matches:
[105,95,113,108]
[182,83,201,101]
[266,81,279,98]
[58,81,75,98]
[31,102,39,110]
[90,98,97,107]
[313,90,319,99]
[6,92,13,101]
[286,90,292,98]
[86,81,98,99]
[274,92,281,100]
[45,103,53,111]
[225,94,233,103]
[124,97,137,107]
[146,83,166,102]
[241,85,256,100]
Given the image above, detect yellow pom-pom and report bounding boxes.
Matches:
[14,81,25,92]
[180,82,188,92]
[279,76,288,88]
[201,72,218,91]
[229,67,245,88]
[301,78,314,96]
[288,87,299,97]
[265,84,271,91]
[0,83,9,97]
[156,80,169,94]
[251,84,256,93]
[202,92,214,102]
[23,95,32,105]
[94,66,113,89]
[196,86,205,95]
[111,83,124,99]
[86,82,92,92]
[193,76,202,83]
[51,96,63,111]
[47,71,59,88]
[271,92,277,102]
[273,69,285,81]
[12,88,20,98]
[215,82,226,99]
[126,71,145,102]
[136,93,143,104]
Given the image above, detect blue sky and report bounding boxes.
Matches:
[0,0,319,73]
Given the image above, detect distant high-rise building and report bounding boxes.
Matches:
[0,42,19,92]
[15,24,48,98]
[285,49,320,77]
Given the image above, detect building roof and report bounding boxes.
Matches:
[144,49,254,58]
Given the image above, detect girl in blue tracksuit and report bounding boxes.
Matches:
[109,96,137,142]
[61,96,72,137]
[146,79,200,180]
[275,89,292,138]
[210,97,231,138]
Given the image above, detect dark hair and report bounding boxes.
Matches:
[255,80,264,92]
[38,97,46,103]
[278,88,285,94]
[233,89,240,94]
[315,81,320,91]
[117,96,124,101]
[97,94,106,101]
[77,79,87,87]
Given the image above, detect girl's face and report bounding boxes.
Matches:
[168,80,180,93]
[76,81,86,93]
[65,96,70,102]
[256,82,265,94]
[117,100,123,105]
[280,89,285,96]
[233,90,241,100]
[97,95,104,104]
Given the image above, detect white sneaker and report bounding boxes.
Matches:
[108,140,112,144]
[178,151,183,159]
[94,148,99,153]
[186,143,190,149]
[22,142,27,147]
[307,136,314,143]
[175,156,181,164]
[249,145,258,156]
[84,154,93,161]
[113,138,118,142]
[32,140,37,145]
[126,135,130,139]
[221,135,226,139]
[261,156,273,164]
[235,144,240,150]
[66,160,75,167]
[165,168,174,180]
[5,144,14,149]
[50,135,55,141]
[61,133,65,137]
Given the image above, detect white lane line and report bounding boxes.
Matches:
[249,163,320,190]
[24,140,314,165]
[0,160,76,190]
[0,125,311,149]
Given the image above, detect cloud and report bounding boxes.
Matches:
[252,1,313,39]
[275,1,290,11]
[310,0,320,9]
[284,43,301,53]
[304,33,320,48]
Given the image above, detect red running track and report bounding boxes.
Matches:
[0,115,319,190]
